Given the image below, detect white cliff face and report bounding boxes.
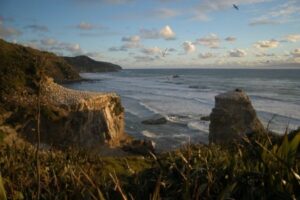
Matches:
[34,77,126,148]
[209,89,266,144]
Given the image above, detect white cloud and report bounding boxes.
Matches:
[122,35,140,43]
[255,39,279,49]
[225,36,236,42]
[159,25,176,40]
[141,47,162,55]
[40,38,82,55]
[255,52,275,57]
[77,22,93,30]
[182,41,196,53]
[195,33,220,48]
[140,25,176,40]
[229,49,247,57]
[249,1,300,26]
[199,52,214,59]
[249,18,279,26]
[284,34,300,42]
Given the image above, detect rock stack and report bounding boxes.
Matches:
[209,89,266,144]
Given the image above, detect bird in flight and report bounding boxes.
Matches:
[162,48,168,57]
[233,4,239,10]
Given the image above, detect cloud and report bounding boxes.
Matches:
[140,25,176,40]
[108,46,127,51]
[76,22,100,30]
[152,8,179,19]
[198,52,215,59]
[229,49,247,57]
[255,39,279,49]
[283,34,300,42]
[182,41,196,53]
[141,47,162,55]
[225,36,236,42]
[249,1,300,26]
[134,55,156,62]
[249,18,279,26]
[255,52,275,57]
[193,0,270,21]
[122,35,140,43]
[109,35,140,51]
[291,48,300,57]
[0,23,21,38]
[160,25,176,40]
[40,38,82,55]
[24,24,49,32]
[195,33,220,48]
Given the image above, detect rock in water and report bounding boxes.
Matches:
[209,89,266,144]
[141,115,167,125]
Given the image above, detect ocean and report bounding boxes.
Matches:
[65,68,300,151]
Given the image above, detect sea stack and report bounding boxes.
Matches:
[209,89,266,144]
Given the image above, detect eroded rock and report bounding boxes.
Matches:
[209,89,266,144]
[23,77,127,148]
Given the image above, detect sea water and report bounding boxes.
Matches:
[65,68,300,150]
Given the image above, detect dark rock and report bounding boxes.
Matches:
[172,75,180,78]
[123,139,156,155]
[209,90,266,144]
[200,115,210,121]
[141,115,167,125]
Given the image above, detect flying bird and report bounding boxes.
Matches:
[162,48,168,57]
[233,4,239,10]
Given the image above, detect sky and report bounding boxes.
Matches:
[0,0,300,68]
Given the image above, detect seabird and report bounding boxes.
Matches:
[162,48,168,57]
[233,4,239,10]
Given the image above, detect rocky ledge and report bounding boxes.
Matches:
[23,77,128,149]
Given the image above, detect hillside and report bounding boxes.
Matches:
[0,39,80,97]
[64,55,122,73]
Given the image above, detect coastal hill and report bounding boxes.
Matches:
[0,39,127,150]
[63,55,122,73]
[0,39,80,92]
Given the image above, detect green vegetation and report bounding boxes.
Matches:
[0,132,299,199]
[0,39,80,99]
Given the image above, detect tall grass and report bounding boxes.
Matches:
[0,130,299,199]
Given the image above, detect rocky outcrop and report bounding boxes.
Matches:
[23,78,127,148]
[209,89,266,144]
[141,115,167,125]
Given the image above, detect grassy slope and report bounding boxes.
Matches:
[0,39,80,97]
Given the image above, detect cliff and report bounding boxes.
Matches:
[63,55,122,73]
[31,77,127,148]
[0,39,127,149]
